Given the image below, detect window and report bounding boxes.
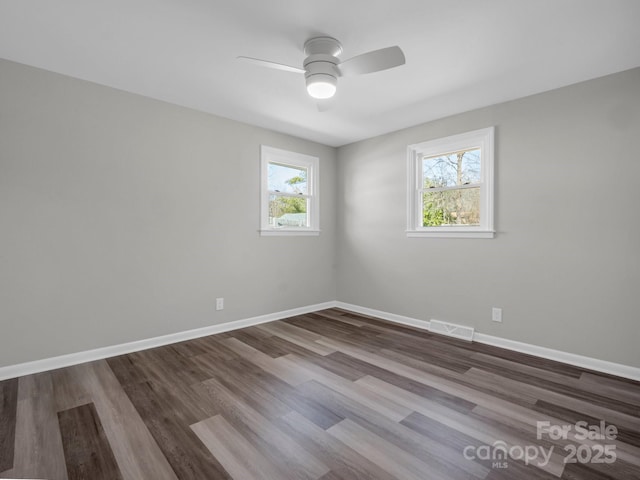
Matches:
[407,127,495,238]
[260,146,319,236]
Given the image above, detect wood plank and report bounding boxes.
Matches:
[313,310,368,327]
[0,378,18,472]
[317,337,535,411]
[12,373,68,480]
[191,414,286,480]
[223,337,312,385]
[466,367,640,431]
[168,339,211,358]
[579,372,640,407]
[529,400,640,470]
[401,412,560,480]
[192,356,290,420]
[355,375,566,477]
[134,345,211,388]
[285,314,375,339]
[286,346,368,382]
[58,403,123,480]
[103,354,149,387]
[533,399,640,449]
[257,322,337,356]
[317,334,626,457]
[296,379,488,479]
[122,379,229,480]
[207,361,343,430]
[469,360,640,417]
[381,348,536,403]
[86,361,180,480]
[0,469,16,479]
[401,411,486,462]
[52,366,93,412]
[275,410,398,480]
[191,376,329,480]
[470,351,582,384]
[190,336,244,362]
[561,459,640,480]
[283,353,412,422]
[325,350,476,414]
[229,330,290,358]
[327,418,442,480]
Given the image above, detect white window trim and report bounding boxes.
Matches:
[406,127,495,238]
[260,145,320,236]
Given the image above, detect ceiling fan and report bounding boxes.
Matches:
[237,36,405,100]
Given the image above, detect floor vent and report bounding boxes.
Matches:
[428,319,475,342]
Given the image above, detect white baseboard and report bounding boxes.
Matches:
[3,300,639,383]
[335,301,640,382]
[334,302,432,331]
[0,301,335,381]
[472,332,640,382]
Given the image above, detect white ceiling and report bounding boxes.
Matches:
[1,0,639,147]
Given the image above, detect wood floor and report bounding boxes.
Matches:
[1,308,639,480]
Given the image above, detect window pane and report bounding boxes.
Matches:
[268,162,308,194]
[268,194,308,228]
[422,148,481,188]
[422,187,480,226]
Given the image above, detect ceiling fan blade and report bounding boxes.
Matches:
[338,46,405,77]
[236,56,305,74]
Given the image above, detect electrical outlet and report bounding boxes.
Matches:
[216,298,224,311]
[492,307,502,322]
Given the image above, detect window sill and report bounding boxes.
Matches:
[406,230,495,239]
[260,229,320,237]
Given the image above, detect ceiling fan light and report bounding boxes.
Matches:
[306,74,337,99]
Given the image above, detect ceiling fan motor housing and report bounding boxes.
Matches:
[303,36,342,57]
[303,37,342,98]
[304,54,340,79]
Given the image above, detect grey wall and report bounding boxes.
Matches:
[2,57,638,370]
[0,59,337,367]
[336,67,640,368]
